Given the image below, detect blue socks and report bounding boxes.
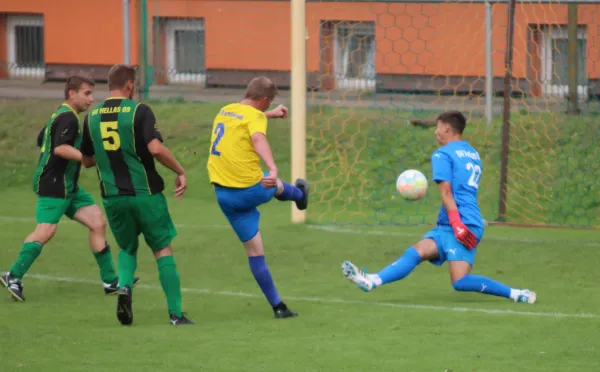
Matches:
[249,256,281,307]
[373,247,514,300]
[275,181,304,202]
[452,274,512,298]
[376,247,422,285]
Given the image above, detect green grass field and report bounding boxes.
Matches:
[0,99,599,371]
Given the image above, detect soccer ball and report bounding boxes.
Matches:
[396,169,428,200]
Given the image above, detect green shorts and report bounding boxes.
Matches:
[102,193,177,254]
[36,188,96,224]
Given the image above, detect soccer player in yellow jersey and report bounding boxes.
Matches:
[207,77,308,319]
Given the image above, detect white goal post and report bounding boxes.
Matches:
[291,0,307,224]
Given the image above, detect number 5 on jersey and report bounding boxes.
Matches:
[101,121,120,151]
[211,123,225,156]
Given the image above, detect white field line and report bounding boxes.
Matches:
[24,273,598,319]
[1,215,598,247]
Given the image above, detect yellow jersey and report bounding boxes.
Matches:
[207,103,268,188]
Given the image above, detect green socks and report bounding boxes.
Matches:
[157,256,182,317]
[92,244,118,284]
[9,242,43,279]
[118,250,137,290]
[107,251,183,317]
[11,242,117,283]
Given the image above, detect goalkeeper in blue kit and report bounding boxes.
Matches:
[342,111,536,304]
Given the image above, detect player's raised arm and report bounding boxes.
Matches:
[52,113,82,163]
[137,104,187,199]
[265,104,289,119]
[80,114,96,168]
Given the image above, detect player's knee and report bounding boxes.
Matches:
[153,246,173,259]
[243,232,264,256]
[90,215,107,232]
[30,224,57,244]
[452,275,469,292]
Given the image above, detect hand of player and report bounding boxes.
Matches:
[448,210,478,249]
[261,169,278,188]
[174,173,187,200]
[267,104,289,119]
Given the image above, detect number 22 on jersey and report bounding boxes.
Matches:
[466,162,481,189]
[211,123,225,156]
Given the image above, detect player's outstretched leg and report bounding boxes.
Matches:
[449,261,536,304]
[1,224,56,301]
[275,179,309,210]
[343,244,426,292]
[245,232,297,319]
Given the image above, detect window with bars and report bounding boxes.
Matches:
[539,25,588,98]
[551,38,587,86]
[322,21,376,91]
[174,29,205,75]
[334,22,376,80]
[6,15,45,78]
[164,18,206,84]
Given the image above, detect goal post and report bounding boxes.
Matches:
[291,0,307,224]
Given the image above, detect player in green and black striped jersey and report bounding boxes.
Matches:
[80,64,192,326]
[0,76,135,302]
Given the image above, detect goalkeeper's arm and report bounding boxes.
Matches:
[438,182,477,249]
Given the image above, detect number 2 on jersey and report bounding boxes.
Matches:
[211,123,225,156]
[466,162,482,189]
[101,121,121,151]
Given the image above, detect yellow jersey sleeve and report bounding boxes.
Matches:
[247,111,267,136]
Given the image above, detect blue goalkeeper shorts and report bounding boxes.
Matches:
[424,225,484,266]
[214,182,277,242]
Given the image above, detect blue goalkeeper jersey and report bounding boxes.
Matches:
[431,140,484,229]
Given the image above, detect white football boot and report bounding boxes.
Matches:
[342,261,377,292]
[515,289,537,304]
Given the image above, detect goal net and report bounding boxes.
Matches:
[307,0,600,228]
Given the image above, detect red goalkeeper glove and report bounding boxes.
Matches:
[448,210,478,249]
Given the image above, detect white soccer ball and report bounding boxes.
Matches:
[396,169,428,200]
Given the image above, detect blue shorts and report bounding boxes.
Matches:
[214,182,277,242]
[424,225,484,266]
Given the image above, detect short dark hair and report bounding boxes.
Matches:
[245,76,278,101]
[64,74,95,100]
[436,110,467,134]
[108,64,136,90]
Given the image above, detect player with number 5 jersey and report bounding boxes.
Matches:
[342,111,537,304]
[207,77,309,319]
[80,64,193,326]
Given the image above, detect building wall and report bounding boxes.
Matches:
[1,1,600,94]
[0,16,7,78]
